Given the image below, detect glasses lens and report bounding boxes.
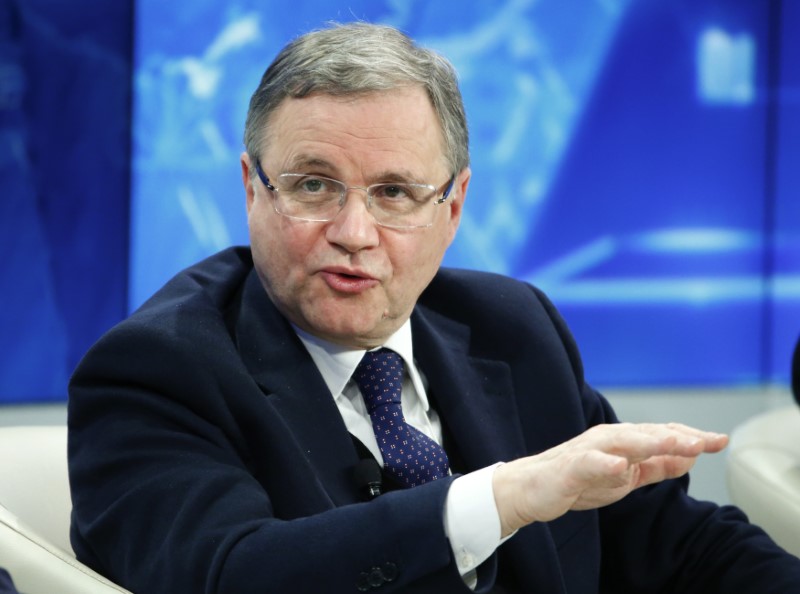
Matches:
[369,183,436,227]
[276,174,345,220]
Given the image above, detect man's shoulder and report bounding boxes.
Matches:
[423,267,541,308]
[133,246,254,318]
[419,267,557,332]
[72,247,257,384]
[416,268,581,373]
[100,247,255,350]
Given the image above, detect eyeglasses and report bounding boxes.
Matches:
[254,161,455,229]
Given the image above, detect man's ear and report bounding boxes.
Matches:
[445,167,470,245]
[241,152,256,214]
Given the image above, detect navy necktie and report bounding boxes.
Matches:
[353,348,450,487]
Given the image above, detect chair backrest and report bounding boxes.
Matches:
[0,425,72,553]
[726,405,800,557]
[0,425,133,594]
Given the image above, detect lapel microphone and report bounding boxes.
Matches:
[354,458,383,500]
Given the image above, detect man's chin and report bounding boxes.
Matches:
[306,314,402,349]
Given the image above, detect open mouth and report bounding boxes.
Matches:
[321,270,378,294]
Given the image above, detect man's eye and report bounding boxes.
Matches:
[300,178,327,193]
[376,184,413,200]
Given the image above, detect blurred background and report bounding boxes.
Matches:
[0,0,797,501]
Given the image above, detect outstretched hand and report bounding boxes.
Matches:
[492,422,729,537]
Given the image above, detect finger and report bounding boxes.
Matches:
[581,424,688,461]
[634,454,698,488]
[635,423,729,456]
[660,423,729,453]
[582,423,722,463]
[570,449,630,482]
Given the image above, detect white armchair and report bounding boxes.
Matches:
[726,405,800,557]
[0,425,132,594]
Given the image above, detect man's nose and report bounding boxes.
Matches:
[324,189,380,252]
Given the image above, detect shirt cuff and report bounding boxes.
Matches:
[444,462,506,578]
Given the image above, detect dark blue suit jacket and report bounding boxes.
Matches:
[68,247,800,593]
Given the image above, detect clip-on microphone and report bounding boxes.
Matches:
[354,458,383,500]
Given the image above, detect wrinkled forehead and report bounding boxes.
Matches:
[258,90,450,174]
[260,88,446,152]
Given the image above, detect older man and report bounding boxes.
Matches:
[68,22,800,594]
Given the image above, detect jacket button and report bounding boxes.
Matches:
[382,562,398,582]
[368,567,384,587]
[357,563,399,590]
[357,572,371,591]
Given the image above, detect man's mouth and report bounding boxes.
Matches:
[319,268,379,294]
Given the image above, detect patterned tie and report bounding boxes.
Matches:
[353,348,450,487]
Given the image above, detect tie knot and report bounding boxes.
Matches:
[353,348,404,411]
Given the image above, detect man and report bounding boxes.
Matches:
[68,22,800,593]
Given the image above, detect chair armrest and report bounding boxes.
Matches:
[726,405,800,557]
[0,505,133,594]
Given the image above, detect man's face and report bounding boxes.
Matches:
[241,87,470,349]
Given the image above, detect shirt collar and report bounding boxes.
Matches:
[293,319,430,411]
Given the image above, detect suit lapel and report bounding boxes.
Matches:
[411,307,526,470]
[234,272,362,507]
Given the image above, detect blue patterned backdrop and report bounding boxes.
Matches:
[1,0,798,402]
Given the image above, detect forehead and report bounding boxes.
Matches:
[261,88,448,178]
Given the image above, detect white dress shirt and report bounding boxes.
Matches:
[294,320,503,583]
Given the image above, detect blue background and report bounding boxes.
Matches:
[1,0,131,402]
[1,0,798,402]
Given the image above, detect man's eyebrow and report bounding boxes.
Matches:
[283,156,336,172]
[370,170,426,184]
[284,158,430,184]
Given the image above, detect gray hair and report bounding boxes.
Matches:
[243,22,469,175]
